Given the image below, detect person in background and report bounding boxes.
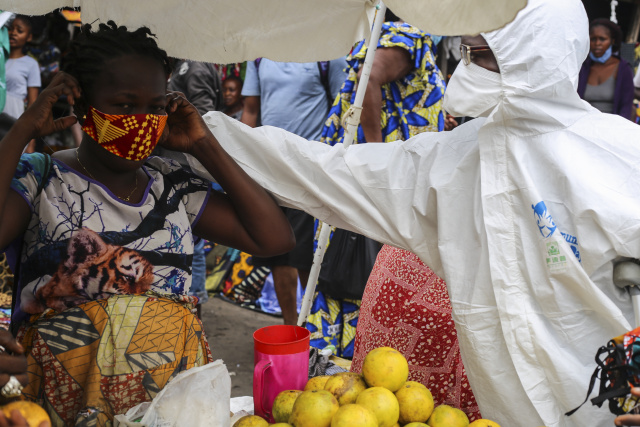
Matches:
[168,59,222,114]
[0,12,15,141]
[223,75,243,120]
[4,16,40,121]
[0,14,14,331]
[4,16,40,155]
[322,13,445,145]
[241,56,348,326]
[578,18,634,120]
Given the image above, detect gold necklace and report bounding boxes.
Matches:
[75,149,139,202]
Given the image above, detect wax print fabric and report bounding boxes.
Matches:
[9,153,210,327]
[18,294,212,425]
[81,107,168,161]
[307,292,360,358]
[223,251,258,296]
[351,245,481,420]
[207,0,640,423]
[322,22,446,145]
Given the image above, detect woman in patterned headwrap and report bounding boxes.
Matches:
[305,13,481,420]
[321,18,445,145]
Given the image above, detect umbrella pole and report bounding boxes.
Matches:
[297,1,388,327]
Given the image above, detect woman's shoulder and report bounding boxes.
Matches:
[16,153,51,178]
[20,152,50,165]
[12,153,54,204]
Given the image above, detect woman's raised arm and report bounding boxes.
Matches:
[0,73,80,249]
[160,92,295,257]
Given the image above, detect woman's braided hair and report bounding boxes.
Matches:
[62,21,172,101]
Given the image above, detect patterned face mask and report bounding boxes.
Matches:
[81,106,168,161]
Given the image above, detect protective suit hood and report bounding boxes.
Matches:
[481,0,592,135]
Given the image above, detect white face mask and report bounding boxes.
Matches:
[443,62,502,118]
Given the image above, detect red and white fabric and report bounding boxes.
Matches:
[350,245,480,421]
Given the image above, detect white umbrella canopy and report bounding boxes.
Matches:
[1,0,527,63]
[391,0,529,39]
[3,0,528,327]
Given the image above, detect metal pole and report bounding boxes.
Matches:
[298,1,388,327]
[613,261,640,328]
[631,287,640,328]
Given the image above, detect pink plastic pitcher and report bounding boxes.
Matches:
[253,325,310,422]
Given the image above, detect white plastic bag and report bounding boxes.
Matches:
[229,396,254,426]
[115,360,231,427]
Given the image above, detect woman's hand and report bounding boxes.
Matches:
[0,332,46,427]
[0,330,28,400]
[444,114,459,131]
[18,72,80,141]
[615,388,640,425]
[160,92,212,154]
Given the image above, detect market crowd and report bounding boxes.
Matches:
[0,0,639,425]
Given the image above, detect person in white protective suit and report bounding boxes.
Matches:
[200,0,640,425]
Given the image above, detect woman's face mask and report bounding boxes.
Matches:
[443,62,503,118]
[81,106,168,161]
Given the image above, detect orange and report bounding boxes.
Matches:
[1,401,50,427]
[361,347,408,392]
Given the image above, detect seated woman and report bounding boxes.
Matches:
[578,18,634,120]
[0,22,294,425]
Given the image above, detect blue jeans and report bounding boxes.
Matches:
[189,239,208,304]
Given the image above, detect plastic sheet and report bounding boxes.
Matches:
[115,360,231,427]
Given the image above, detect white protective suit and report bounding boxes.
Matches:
[203,0,640,425]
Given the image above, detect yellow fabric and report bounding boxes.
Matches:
[18,295,211,426]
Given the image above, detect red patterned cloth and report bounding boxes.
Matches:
[351,245,481,421]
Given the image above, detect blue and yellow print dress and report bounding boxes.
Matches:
[321,22,446,145]
[307,23,446,359]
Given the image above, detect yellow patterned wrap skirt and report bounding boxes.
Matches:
[17,294,212,426]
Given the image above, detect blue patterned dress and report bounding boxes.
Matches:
[321,22,446,145]
[307,23,447,358]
